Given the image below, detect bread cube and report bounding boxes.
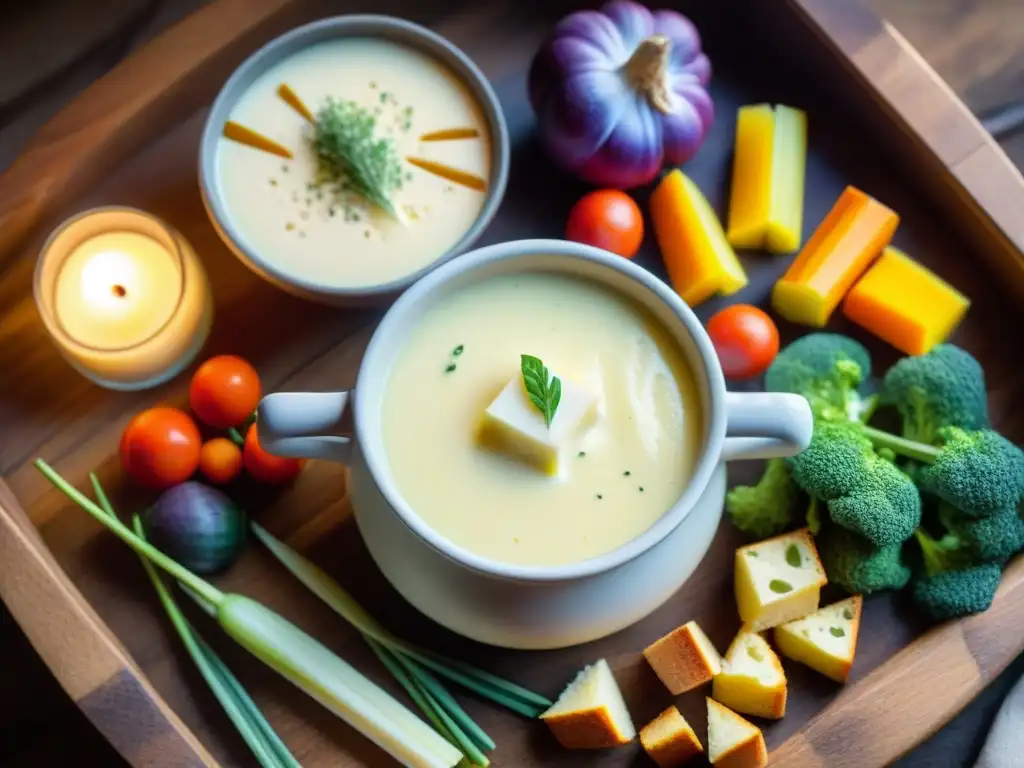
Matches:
[712,632,787,719]
[644,620,723,695]
[706,698,767,768]
[640,706,703,767]
[541,659,635,748]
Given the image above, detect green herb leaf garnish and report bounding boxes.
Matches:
[785,544,802,568]
[769,579,793,594]
[830,626,845,637]
[520,355,561,427]
[313,99,405,222]
[842,607,854,620]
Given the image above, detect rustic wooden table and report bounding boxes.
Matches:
[1,1,1022,765]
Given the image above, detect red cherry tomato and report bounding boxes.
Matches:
[190,355,262,429]
[199,438,243,485]
[243,424,304,484]
[707,304,780,380]
[565,190,644,258]
[120,407,201,489]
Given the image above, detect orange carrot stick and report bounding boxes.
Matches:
[277,84,314,123]
[406,157,487,192]
[222,121,293,159]
[771,186,898,327]
[842,247,969,355]
[419,128,481,141]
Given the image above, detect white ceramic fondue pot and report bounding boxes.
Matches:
[257,240,812,650]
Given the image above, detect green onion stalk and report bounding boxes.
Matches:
[89,474,299,768]
[38,459,462,768]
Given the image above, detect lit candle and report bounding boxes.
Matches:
[35,207,213,390]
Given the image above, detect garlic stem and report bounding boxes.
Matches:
[625,34,674,114]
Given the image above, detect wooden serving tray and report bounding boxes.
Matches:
[1,1,1023,766]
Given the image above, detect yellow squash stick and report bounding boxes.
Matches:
[727,105,774,249]
[727,104,807,253]
[767,106,808,252]
[772,186,898,327]
[843,247,969,355]
[650,170,748,307]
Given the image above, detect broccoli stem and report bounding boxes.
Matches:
[806,497,822,536]
[861,425,941,465]
[913,529,948,577]
[858,394,880,424]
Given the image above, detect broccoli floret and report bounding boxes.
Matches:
[938,504,1024,564]
[911,526,1003,620]
[819,525,911,595]
[865,425,1024,517]
[960,510,1024,563]
[882,344,988,444]
[912,564,1001,620]
[919,428,1024,517]
[765,333,875,421]
[725,458,798,538]
[789,420,874,499]
[827,458,922,546]
[789,421,921,547]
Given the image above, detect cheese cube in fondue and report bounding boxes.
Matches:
[478,372,597,475]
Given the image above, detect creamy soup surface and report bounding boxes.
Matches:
[216,37,490,289]
[382,272,704,567]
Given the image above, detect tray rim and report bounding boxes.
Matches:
[1,0,1023,766]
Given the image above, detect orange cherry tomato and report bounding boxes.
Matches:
[120,407,201,489]
[190,355,262,429]
[565,189,644,259]
[199,438,243,485]
[707,304,780,380]
[243,424,304,484]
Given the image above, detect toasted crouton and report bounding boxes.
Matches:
[712,631,787,719]
[774,595,862,682]
[640,706,703,767]
[706,698,768,768]
[541,659,635,748]
[644,620,723,694]
[735,528,827,631]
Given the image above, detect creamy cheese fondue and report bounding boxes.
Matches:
[216,37,491,289]
[382,272,704,567]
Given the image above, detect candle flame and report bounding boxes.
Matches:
[80,251,138,310]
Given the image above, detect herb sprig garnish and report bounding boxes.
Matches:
[521,355,561,427]
[313,98,406,223]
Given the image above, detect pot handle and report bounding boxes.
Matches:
[256,391,354,463]
[720,391,813,461]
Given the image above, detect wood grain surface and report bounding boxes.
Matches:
[0,484,218,767]
[1,1,1023,767]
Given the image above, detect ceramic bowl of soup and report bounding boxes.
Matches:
[199,16,508,303]
[256,240,813,649]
